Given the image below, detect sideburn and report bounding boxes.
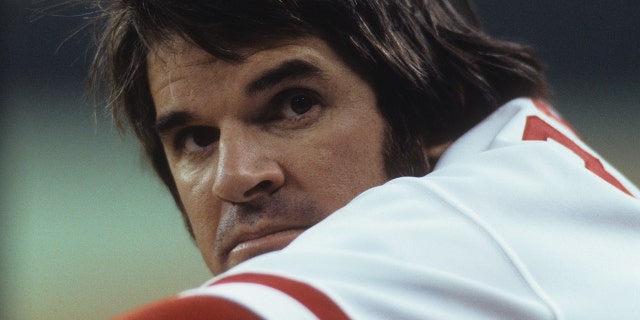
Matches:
[382,125,431,180]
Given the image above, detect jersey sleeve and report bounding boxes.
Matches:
[113,273,350,320]
[113,295,263,320]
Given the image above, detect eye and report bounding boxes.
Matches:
[176,126,219,152]
[275,89,321,120]
[289,94,316,115]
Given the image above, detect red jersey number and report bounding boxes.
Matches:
[523,115,632,196]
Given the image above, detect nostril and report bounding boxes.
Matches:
[243,180,274,198]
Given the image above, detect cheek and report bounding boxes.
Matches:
[329,105,388,178]
[332,126,387,187]
[172,160,220,247]
[288,114,388,212]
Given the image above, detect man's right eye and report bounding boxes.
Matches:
[175,126,220,153]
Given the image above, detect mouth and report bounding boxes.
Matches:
[226,228,306,269]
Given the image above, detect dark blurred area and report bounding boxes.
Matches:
[3,1,640,95]
[2,1,91,93]
[476,1,640,84]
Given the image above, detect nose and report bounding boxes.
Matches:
[211,125,285,203]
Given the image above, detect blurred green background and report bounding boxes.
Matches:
[2,1,638,319]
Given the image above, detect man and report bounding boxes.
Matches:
[89,0,640,318]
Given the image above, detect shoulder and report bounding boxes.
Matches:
[437,98,638,197]
[114,273,346,319]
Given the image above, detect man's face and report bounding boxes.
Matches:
[147,36,388,274]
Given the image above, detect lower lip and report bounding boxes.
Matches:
[228,229,305,266]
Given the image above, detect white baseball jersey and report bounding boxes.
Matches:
[116,98,640,319]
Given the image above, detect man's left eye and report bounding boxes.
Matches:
[266,88,322,124]
[273,89,321,120]
[289,94,317,115]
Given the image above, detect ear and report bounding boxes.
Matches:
[424,140,453,169]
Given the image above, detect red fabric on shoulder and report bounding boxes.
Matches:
[213,273,350,320]
[112,295,262,320]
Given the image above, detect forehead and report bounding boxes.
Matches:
[147,35,345,76]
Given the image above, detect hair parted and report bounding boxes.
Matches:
[89,0,548,235]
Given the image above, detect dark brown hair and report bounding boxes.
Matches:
[89,0,548,234]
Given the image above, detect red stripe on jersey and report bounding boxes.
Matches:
[112,295,262,320]
[523,115,633,196]
[212,273,351,320]
[532,99,579,136]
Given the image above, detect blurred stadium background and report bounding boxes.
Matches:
[2,1,638,319]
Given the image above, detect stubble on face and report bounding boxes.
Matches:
[211,191,322,273]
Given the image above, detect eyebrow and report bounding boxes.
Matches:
[155,110,195,137]
[245,59,323,95]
